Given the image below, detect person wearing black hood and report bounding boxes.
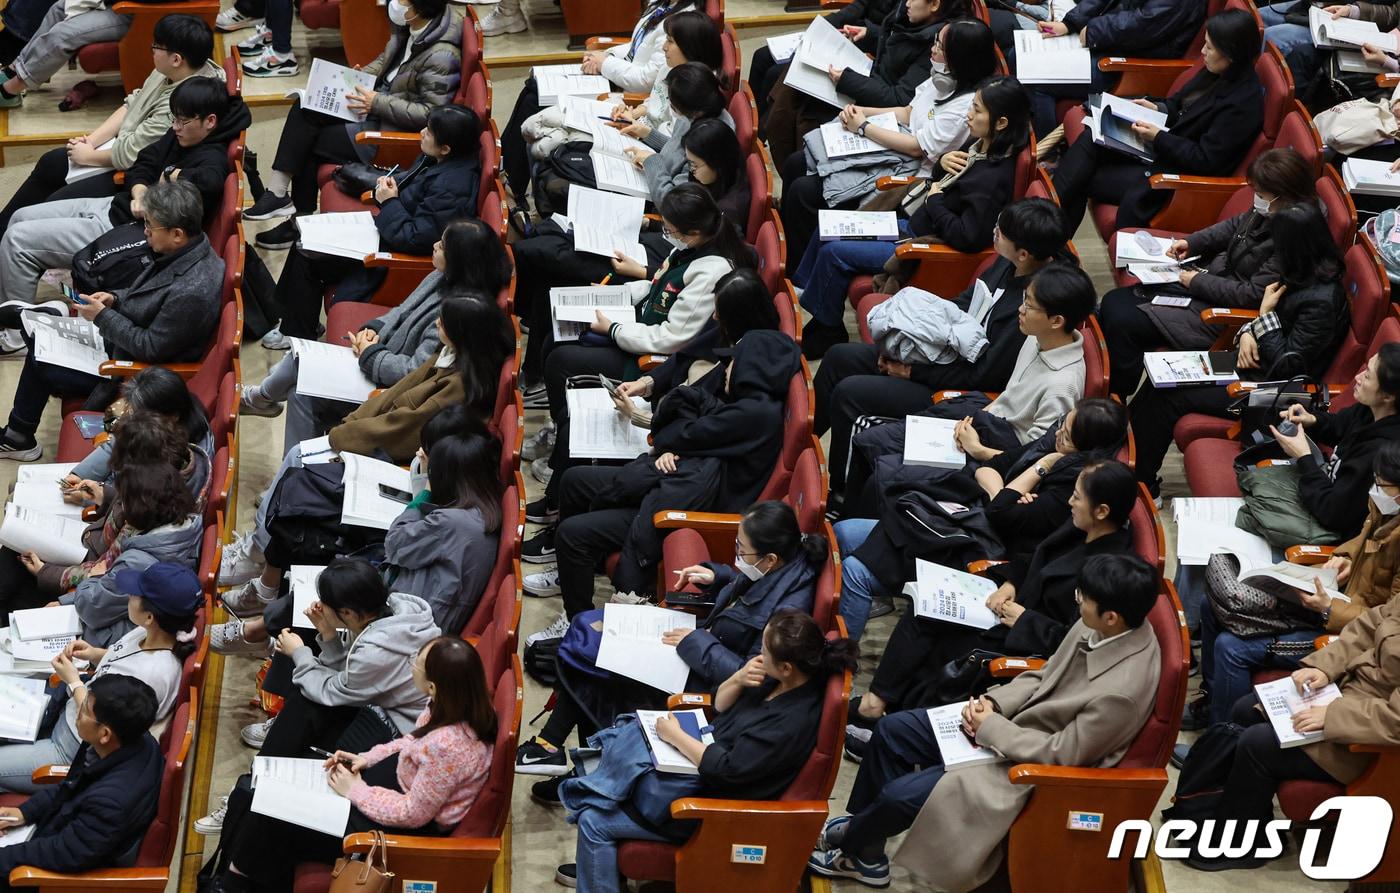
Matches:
[749,0,900,119]
[523,330,803,649]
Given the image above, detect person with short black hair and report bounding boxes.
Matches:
[810,553,1161,889]
[0,674,164,881]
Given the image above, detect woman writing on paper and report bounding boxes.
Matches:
[515,502,827,789]
[554,610,859,890]
[205,636,495,892]
[0,561,200,794]
[1127,203,1347,496]
[240,218,512,446]
[779,18,997,261]
[264,105,484,345]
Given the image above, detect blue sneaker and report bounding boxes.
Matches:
[807,848,891,888]
[814,814,851,852]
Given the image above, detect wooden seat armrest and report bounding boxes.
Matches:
[966,559,1006,576]
[652,510,742,531]
[585,36,628,51]
[354,131,420,147]
[1225,380,1343,398]
[1200,307,1259,325]
[1284,544,1335,565]
[666,693,714,715]
[110,0,214,11]
[9,866,169,888]
[932,389,996,403]
[97,361,199,379]
[369,388,384,399]
[1096,57,1195,75]
[988,657,1044,678]
[893,242,973,260]
[1317,635,1339,650]
[1378,73,1400,88]
[359,190,374,204]
[1148,173,1247,193]
[112,172,125,185]
[670,798,830,821]
[363,252,434,271]
[1349,743,1400,755]
[1255,458,1290,468]
[1007,764,1167,788]
[82,505,99,522]
[876,175,918,190]
[342,831,500,859]
[31,765,68,785]
[820,0,855,7]
[638,354,667,371]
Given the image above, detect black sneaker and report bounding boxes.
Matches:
[522,527,557,565]
[243,190,295,221]
[801,318,849,361]
[843,726,871,763]
[1180,695,1210,732]
[0,427,41,462]
[526,497,559,525]
[255,219,298,249]
[530,775,565,807]
[554,863,577,888]
[521,381,549,409]
[515,737,569,776]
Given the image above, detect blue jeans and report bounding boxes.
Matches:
[793,221,910,327]
[1200,603,1320,725]
[1258,4,1318,97]
[1174,563,1206,637]
[835,518,886,641]
[573,804,671,893]
[0,706,81,794]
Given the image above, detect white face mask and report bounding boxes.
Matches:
[735,554,766,581]
[664,232,689,251]
[409,454,429,495]
[929,59,948,75]
[1371,483,1400,516]
[1252,193,1274,215]
[388,0,410,27]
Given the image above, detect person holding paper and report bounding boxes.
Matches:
[748,0,899,118]
[0,16,220,235]
[517,502,825,784]
[0,675,162,883]
[240,0,464,223]
[206,637,497,893]
[1050,9,1264,231]
[1254,2,1358,100]
[263,105,483,338]
[1128,203,1349,496]
[779,18,997,264]
[809,555,1161,890]
[1099,148,1320,398]
[1176,596,1400,872]
[0,563,198,795]
[555,610,859,890]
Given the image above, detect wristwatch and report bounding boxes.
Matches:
[1035,464,1049,477]
[856,121,870,138]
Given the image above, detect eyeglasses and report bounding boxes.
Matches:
[151,44,171,53]
[171,115,201,129]
[143,222,170,234]
[733,538,760,559]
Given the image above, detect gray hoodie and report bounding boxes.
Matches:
[356,271,446,387]
[288,592,440,733]
[382,504,498,637]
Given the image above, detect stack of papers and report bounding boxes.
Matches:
[559,95,618,133]
[1172,497,1277,568]
[534,63,611,106]
[594,603,696,693]
[904,558,1000,629]
[1013,30,1092,84]
[566,387,651,459]
[1253,676,1342,748]
[927,702,999,769]
[766,31,803,63]
[1086,93,1170,162]
[11,605,80,642]
[65,138,116,185]
[287,59,377,123]
[0,677,50,742]
[566,185,646,263]
[1113,231,1190,284]
[549,285,633,341]
[298,435,339,466]
[0,504,88,565]
[636,708,713,774]
[1309,5,1399,51]
[10,463,83,520]
[0,627,74,666]
[587,124,652,197]
[818,209,899,241]
[296,212,380,260]
[339,453,413,530]
[903,415,966,470]
[24,312,106,376]
[782,17,873,107]
[250,756,352,836]
[1342,158,1400,197]
[287,338,376,404]
[1143,351,1238,387]
[819,112,900,158]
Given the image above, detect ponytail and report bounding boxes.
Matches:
[797,533,827,565]
[740,501,827,565]
[764,609,858,679]
[140,597,199,661]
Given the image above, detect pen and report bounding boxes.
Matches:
[599,273,614,285]
[383,163,400,180]
[309,746,353,767]
[0,816,21,824]
[341,334,352,342]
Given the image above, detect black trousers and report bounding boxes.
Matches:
[1127,383,1234,489]
[514,224,617,383]
[0,547,57,615]
[272,246,371,339]
[556,464,653,617]
[1099,285,1183,398]
[501,77,541,205]
[6,325,105,438]
[1051,131,1165,235]
[0,146,119,235]
[869,599,983,708]
[1222,692,1338,823]
[256,684,366,758]
[841,707,948,860]
[272,99,362,213]
[779,152,835,263]
[748,46,787,122]
[542,342,633,505]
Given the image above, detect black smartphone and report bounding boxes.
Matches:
[663,591,717,609]
[377,483,413,504]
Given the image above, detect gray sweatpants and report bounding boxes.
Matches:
[14,1,133,88]
[0,196,115,305]
[257,353,362,452]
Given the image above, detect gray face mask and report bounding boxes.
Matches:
[388,0,409,26]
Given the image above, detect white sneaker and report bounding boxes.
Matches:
[241,717,274,748]
[194,796,229,835]
[530,456,554,485]
[521,423,556,462]
[260,323,290,350]
[480,7,527,35]
[609,590,652,605]
[0,329,25,358]
[235,21,271,55]
[239,384,283,418]
[216,8,263,31]
[525,611,570,647]
[218,530,265,587]
[523,568,561,598]
[242,47,300,78]
[210,619,268,655]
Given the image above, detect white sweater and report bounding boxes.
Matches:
[614,254,733,354]
[600,7,677,93]
[986,332,1086,443]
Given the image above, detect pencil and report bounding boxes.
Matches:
[600,273,614,285]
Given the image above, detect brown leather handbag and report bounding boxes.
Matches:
[328,830,394,893]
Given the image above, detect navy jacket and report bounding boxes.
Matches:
[0,737,163,878]
[835,0,945,107]
[1062,0,1205,59]
[374,155,480,255]
[1151,67,1264,176]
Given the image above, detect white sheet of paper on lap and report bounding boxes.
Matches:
[819,112,900,158]
[566,387,651,459]
[0,503,88,565]
[65,138,117,185]
[797,16,874,79]
[560,95,619,132]
[298,435,338,465]
[288,59,377,123]
[1253,676,1342,748]
[288,338,376,404]
[251,756,352,836]
[24,312,106,376]
[595,603,697,693]
[783,53,856,108]
[0,677,50,742]
[0,827,36,848]
[903,558,1000,630]
[903,415,966,470]
[1172,497,1276,568]
[766,31,803,63]
[12,463,82,519]
[11,606,80,642]
[538,70,611,106]
[549,285,633,341]
[567,186,647,262]
[590,148,651,198]
[339,453,413,530]
[927,702,999,769]
[818,209,899,241]
[1013,30,1092,83]
[295,211,381,261]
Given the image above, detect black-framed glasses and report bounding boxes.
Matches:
[733,538,760,559]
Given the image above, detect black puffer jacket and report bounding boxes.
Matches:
[835,0,946,107]
[1249,278,1348,382]
[1062,0,1205,59]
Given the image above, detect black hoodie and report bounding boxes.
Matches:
[834,0,946,107]
[108,95,253,229]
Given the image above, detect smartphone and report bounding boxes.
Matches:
[663,590,717,609]
[60,282,88,305]
[598,375,621,397]
[377,483,413,504]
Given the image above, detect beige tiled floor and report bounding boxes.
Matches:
[0,2,1343,890]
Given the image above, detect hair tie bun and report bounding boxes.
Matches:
[176,627,198,643]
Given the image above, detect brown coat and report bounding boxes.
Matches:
[1329,504,1400,632]
[1300,598,1400,783]
[894,620,1162,892]
[327,353,464,463]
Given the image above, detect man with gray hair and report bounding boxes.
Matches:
[0,178,224,461]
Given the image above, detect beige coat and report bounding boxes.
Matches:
[895,620,1162,892]
[1300,598,1400,783]
[1328,503,1400,632]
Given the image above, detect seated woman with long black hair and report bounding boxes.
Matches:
[262,105,484,346]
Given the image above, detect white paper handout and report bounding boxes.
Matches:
[589,134,652,199]
[549,285,634,341]
[296,211,380,261]
[1238,561,1350,609]
[819,112,900,158]
[1113,231,1175,266]
[288,338,376,405]
[24,312,106,376]
[559,95,619,133]
[796,16,874,80]
[339,453,413,530]
[1172,497,1277,568]
[566,186,647,263]
[636,708,714,774]
[0,826,37,848]
[0,626,73,667]
[1253,676,1342,748]
[594,603,697,693]
[65,138,117,185]
[903,558,1000,630]
[903,415,966,470]
[11,462,82,520]
[1090,93,1171,160]
[298,435,339,465]
[535,62,611,106]
[1309,4,1399,51]
[1013,30,1093,84]
[1342,158,1400,197]
[289,565,340,630]
[250,756,352,836]
[766,31,803,63]
[0,677,50,742]
[818,209,900,241]
[11,605,80,642]
[286,58,378,123]
[0,503,88,565]
[566,387,651,459]
[927,702,999,769]
[1143,351,1239,387]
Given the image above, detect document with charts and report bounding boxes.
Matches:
[549,285,634,341]
[818,210,899,241]
[339,453,413,530]
[11,462,82,519]
[288,337,376,404]
[566,387,651,459]
[766,31,803,63]
[22,311,106,376]
[0,677,49,742]
[1253,676,1342,748]
[588,124,653,198]
[595,603,697,693]
[296,211,380,261]
[286,58,377,123]
[1086,93,1170,162]
[567,185,647,264]
[819,112,900,158]
[927,702,999,769]
[1143,351,1238,387]
[534,63,611,106]
[250,756,352,836]
[903,558,1000,630]
[1309,4,1399,51]
[0,503,88,565]
[1013,30,1092,84]
[782,17,872,107]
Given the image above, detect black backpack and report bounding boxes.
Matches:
[523,635,562,687]
[532,140,598,216]
[1161,722,1244,824]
